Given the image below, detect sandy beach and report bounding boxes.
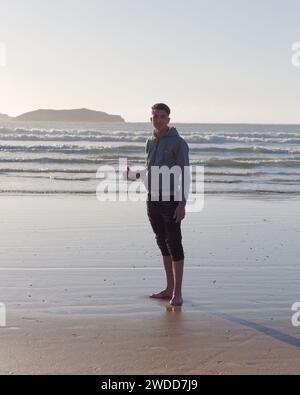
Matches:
[0,193,299,374]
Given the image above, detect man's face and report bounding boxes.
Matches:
[150,109,170,132]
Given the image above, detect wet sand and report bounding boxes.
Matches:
[0,194,299,374]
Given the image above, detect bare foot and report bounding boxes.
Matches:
[149,289,173,299]
[169,295,183,306]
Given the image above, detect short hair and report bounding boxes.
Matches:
[151,103,171,116]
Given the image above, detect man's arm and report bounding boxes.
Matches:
[173,139,190,223]
[132,137,150,180]
[176,139,190,204]
[123,138,150,183]
[125,167,147,181]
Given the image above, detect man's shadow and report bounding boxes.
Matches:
[160,299,300,349]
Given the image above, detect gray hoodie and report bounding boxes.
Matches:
[144,126,190,202]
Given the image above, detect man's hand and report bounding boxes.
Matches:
[173,202,186,223]
[123,166,144,181]
[122,166,129,180]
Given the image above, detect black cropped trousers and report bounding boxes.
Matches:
[146,194,185,262]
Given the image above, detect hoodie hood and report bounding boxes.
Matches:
[152,126,179,139]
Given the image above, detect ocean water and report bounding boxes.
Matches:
[1,121,300,195]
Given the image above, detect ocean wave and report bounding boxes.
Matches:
[266,178,300,184]
[1,126,300,137]
[0,189,299,195]
[0,167,97,173]
[185,135,300,145]
[0,157,145,164]
[193,158,300,167]
[204,170,300,177]
[191,146,300,154]
[1,156,300,167]
[204,189,300,195]
[1,124,300,195]
[0,127,148,142]
[0,134,148,143]
[0,143,144,154]
[205,131,300,139]
[2,127,300,145]
[0,168,282,175]
[3,143,300,156]
[2,143,300,158]
[0,173,95,181]
[14,129,147,139]
[0,157,109,164]
[0,189,96,194]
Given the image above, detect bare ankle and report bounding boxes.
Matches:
[166,285,174,292]
[173,291,182,297]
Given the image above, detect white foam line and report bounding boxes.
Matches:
[0,267,163,271]
[0,266,297,271]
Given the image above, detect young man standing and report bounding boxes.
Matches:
[127,103,190,306]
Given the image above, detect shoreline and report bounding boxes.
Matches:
[1,191,300,197]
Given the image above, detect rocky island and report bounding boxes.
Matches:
[2,108,125,122]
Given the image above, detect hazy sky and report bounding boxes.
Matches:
[0,0,300,123]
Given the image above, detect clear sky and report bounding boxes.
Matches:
[0,0,300,123]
